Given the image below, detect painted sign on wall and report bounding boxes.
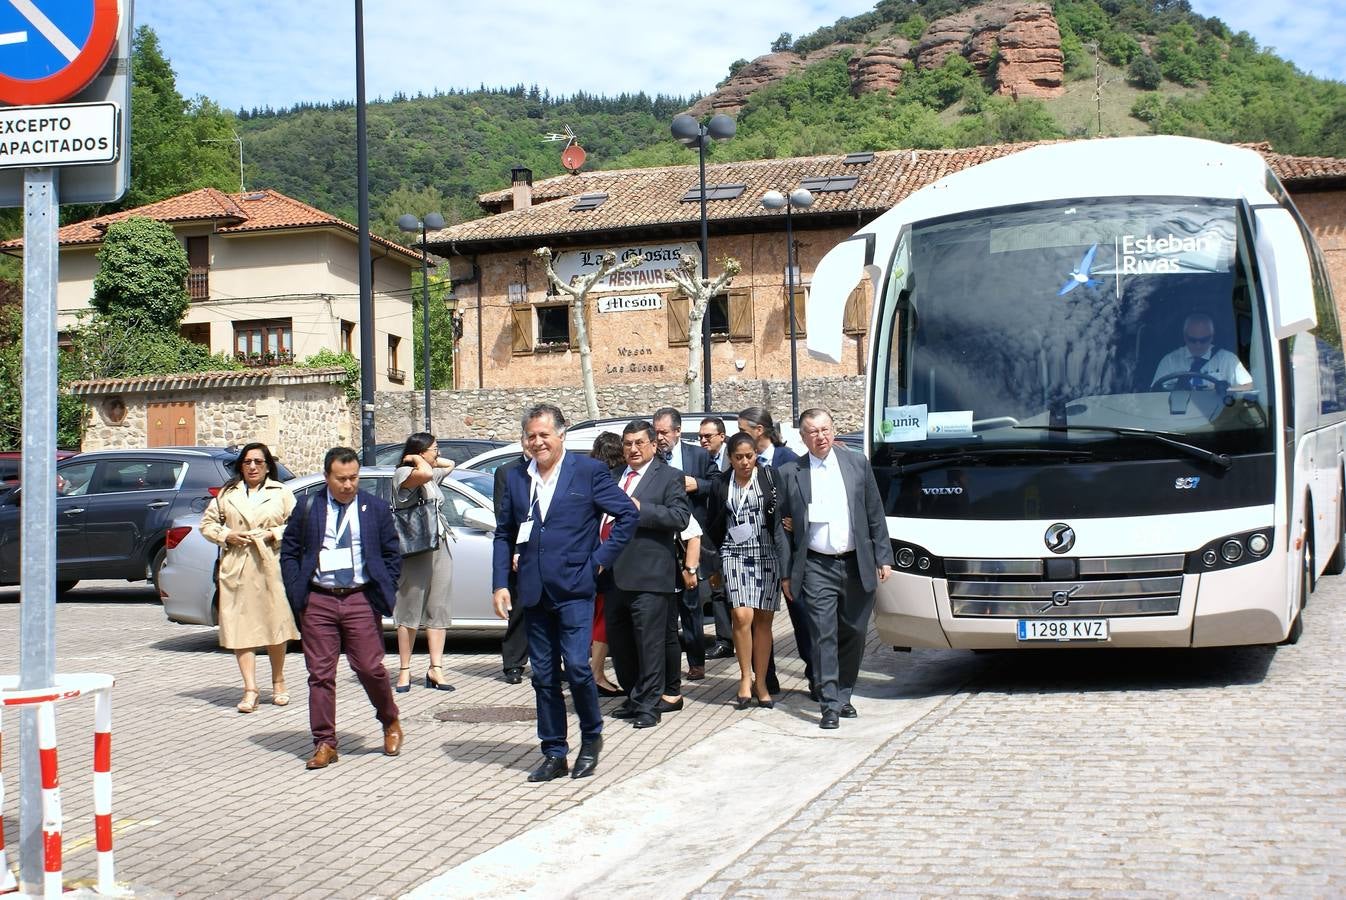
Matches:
[553,243,695,292]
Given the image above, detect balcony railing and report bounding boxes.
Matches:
[387,367,406,383]
[187,272,209,300]
[235,351,294,369]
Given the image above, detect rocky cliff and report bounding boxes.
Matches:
[688,0,1063,116]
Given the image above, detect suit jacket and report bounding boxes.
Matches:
[706,463,789,576]
[767,444,800,469]
[492,452,638,606]
[665,440,717,563]
[605,456,692,593]
[779,445,894,593]
[279,488,402,616]
[492,457,528,595]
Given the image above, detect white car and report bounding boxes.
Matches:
[158,467,503,632]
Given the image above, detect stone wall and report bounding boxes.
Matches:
[371,376,867,442]
[73,368,351,476]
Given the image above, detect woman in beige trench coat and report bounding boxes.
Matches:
[200,442,299,713]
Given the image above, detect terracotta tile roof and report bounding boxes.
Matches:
[68,366,348,395]
[0,188,422,263]
[436,140,1346,249]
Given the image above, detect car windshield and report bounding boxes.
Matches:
[450,470,495,500]
[873,197,1274,464]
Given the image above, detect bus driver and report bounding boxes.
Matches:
[1151,312,1253,391]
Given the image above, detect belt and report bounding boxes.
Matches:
[807,549,856,561]
[311,582,369,598]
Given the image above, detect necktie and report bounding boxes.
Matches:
[758,453,770,467]
[660,449,672,462]
[600,470,638,542]
[332,501,354,586]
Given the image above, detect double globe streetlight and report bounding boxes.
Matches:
[398,211,446,431]
[671,113,736,410]
[760,188,814,424]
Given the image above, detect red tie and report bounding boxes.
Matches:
[600,470,638,542]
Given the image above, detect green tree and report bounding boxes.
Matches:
[771,32,794,53]
[90,218,190,329]
[373,184,462,243]
[1128,54,1163,89]
[410,269,455,390]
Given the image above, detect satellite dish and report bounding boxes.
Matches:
[561,143,587,173]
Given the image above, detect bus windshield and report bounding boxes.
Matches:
[875,197,1274,463]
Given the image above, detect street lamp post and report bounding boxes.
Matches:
[761,188,814,424]
[398,212,445,432]
[671,113,735,411]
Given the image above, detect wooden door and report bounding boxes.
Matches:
[147,401,196,447]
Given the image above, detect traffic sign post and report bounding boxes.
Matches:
[0,1,131,892]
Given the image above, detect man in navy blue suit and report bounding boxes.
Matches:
[492,403,637,782]
[281,446,403,770]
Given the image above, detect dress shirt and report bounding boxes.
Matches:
[666,442,684,471]
[312,496,368,588]
[527,449,566,521]
[807,451,853,555]
[712,445,728,472]
[600,458,652,533]
[1151,346,1252,389]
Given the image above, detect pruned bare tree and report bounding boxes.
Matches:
[667,249,742,411]
[535,247,643,419]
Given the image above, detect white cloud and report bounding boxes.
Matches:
[1188,0,1345,83]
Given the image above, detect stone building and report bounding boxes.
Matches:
[428,141,1346,395]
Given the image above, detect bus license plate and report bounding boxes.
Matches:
[1016,619,1110,642]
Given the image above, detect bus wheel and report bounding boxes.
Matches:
[1322,478,1346,576]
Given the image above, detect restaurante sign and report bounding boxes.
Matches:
[553,242,696,291]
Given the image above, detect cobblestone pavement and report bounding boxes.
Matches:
[690,578,1346,899]
[0,581,824,898]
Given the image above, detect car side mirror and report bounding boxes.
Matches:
[462,507,496,532]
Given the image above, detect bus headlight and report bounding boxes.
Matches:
[1221,540,1244,562]
[1248,533,1269,556]
[1186,528,1272,573]
[897,547,915,568]
[890,539,943,577]
[1202,549,1218,566]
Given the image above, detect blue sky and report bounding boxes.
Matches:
[136,0,1345,113]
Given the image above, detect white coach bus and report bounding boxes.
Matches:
[807,136,1345,649]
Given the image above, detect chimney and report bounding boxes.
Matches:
[510,166,533,210]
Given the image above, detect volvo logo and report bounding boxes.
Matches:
[1044,522,1075,554]
[921,486,964,495]
[1039,585,1083,613]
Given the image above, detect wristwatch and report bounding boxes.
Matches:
[683,566,698,575]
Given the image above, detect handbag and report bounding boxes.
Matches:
[393,484,440,557]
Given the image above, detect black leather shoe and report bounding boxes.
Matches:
[819,710,840,730]
[766,675,782,694]
[527,755,569,782]
[705,642,734,660]
[503,668,524,684]
[596,684,626,698]
[571,736,603,779]
[839,703,858,718]
[654,697,684,713]
[610,703,638,719]
[631,712,660,728]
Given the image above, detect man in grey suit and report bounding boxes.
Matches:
[779,407,893,730]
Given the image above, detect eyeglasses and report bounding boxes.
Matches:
[241,459,267,467]
[622,439,651,449]
[697,433,718,442]
[1184,335,1213,345]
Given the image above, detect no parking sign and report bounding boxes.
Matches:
[0,0,120,104]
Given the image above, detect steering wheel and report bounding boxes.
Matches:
[1151,372,1224,392]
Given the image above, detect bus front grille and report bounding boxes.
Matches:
[945,555,1185,618]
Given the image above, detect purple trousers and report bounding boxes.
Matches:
[300,589,399,749]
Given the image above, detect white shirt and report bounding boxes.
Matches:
[313,495,367,588]
[1151,346,1253,389]
[666,442,684,471]
[711,445,728,472]
[807,450,853,555]
[527,449,566,521]
[601,458,652,533]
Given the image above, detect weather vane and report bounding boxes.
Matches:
[542,124,586,173]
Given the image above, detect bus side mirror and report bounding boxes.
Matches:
[1254,206,1316,339]
[806,234,877,364]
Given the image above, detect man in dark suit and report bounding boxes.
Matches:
[492,404,637,782]
[602,419,691,729]
[280,446,404,770]
[779,408,894,730]
[494,447,530,684]
[653,407,716,686]
[697,416,735,660]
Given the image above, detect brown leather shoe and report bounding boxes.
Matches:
[306,744,338,770]
[383,719,404,756]
[686,666,705,681]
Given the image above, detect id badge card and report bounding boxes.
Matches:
[728,522,753,544]
[516,521,534,544]
[319,547,353,572]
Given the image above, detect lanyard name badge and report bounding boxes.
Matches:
[318,502,355,572]
[727,472,755,544]
[517,481,538,544]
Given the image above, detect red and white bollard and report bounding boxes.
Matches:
[0,673,119,897]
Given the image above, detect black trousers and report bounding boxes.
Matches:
[605,588,669,715]
[499,583,529,672]
[675,583,707,669]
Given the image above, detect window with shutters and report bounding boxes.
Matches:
[233,318,292,367]
[388,335,405,383]
[783,287,807,338]
[667,291,751,345]
[843,279,873,335]
[510,304,534,355]
[535,304,569,352]
[185,236,209,300]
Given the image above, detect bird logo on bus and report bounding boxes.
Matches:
[1058,243,1103,296]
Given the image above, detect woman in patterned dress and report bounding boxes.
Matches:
[708,432,789,708]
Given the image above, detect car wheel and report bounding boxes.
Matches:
[150,546,167,587]
[55,580,78,597]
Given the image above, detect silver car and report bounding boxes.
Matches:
[158,467,503,632]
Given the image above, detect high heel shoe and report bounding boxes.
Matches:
[272,683,290,706]
[236,689,259,713]
[425,664,456,692]
[755,696,775,709]
[394,667,412,694]
[733,695,752,710]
